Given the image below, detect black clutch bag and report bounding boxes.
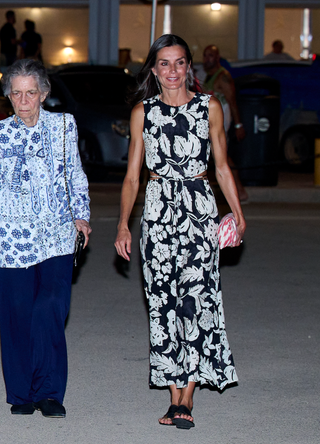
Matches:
[74,231,85,267]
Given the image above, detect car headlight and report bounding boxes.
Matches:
[112,120,130,139]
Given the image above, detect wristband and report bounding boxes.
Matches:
[234,123,243,129]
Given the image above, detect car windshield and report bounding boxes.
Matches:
[59,72,135,106]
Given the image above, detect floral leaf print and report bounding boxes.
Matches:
[181,109,195,130]
[199,357,221,386]
[188,284,212,314]
[169,280,177,297]
[188,346,200,372]
[161,205,173,224]
[176,316,184,340]
[149,224,167,243]
[182,186,192,211]
[157,163,181,178]
[148,290,168,311]
[179,265,203,285]
[147,106,174,128]
[159,133,171,156]
[184,315,200,341]
[152,242,171,263]
[177,216,202,242]
[183,159,206,177]
[198,308,215,331]
[194,241,211,261]
[187,132,202,158]
[177,343,188,369]
[143,262,153,293]
[166,309,176,343]
[150,369,168,386]
[195,191,214,216]
[162,179,172,200]
[172,135,186,158]
[224,365,238,384]
[176,248,191,269]
[162,342,175,355]
[144,181,164,221]
[150,318,168,346]
[150,351,177,374]
[179,103,203,130]
[144,131,161,169]
[204,219,218,245]
[173,132,201,159]
[203,333,216,357]
[196,119,209,139]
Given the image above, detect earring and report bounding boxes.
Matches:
[154,75,162,94]
[186,78,189,91]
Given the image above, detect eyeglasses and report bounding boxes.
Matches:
[10,90,40,99]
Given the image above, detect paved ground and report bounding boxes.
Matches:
[0,180,319,444]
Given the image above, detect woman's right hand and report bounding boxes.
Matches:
[114,227,132,261]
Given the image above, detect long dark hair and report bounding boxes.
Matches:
[129,34,195,107]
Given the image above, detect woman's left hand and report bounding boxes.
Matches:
[234,214,246,245]
[75,219,92,248]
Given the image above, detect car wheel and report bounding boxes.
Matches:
[282,129,314,172]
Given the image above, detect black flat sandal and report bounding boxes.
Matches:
[159,404,178,426]
[172,405,195,429]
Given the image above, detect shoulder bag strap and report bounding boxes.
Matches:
[63,113,77,231]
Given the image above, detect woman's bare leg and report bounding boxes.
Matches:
[175,382,196,422]
[158,384,181,425]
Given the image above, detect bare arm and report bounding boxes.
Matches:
[208,97,246,240]
[114,102,145,260]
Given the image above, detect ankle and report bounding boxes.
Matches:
[178,398,193,411]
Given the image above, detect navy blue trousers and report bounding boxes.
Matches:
[0,255,73,405]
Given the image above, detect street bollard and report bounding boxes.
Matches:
[315,139,320,186]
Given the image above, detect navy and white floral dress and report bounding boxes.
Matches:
[140,93,238,390]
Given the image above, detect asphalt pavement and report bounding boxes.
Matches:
[0,175,319,444]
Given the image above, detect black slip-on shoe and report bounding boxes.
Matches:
[11,403,35,415]
[33,399,66,418]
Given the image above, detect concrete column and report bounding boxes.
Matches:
[238,0,265,60]
[88,0,119,65]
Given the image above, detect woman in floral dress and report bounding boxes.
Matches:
[115,34,246,430]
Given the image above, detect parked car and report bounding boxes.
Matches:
[228,57,320,170]
[44,64,136,180]
[195,56,320,170]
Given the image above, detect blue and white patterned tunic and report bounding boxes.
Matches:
[0,108,90,268]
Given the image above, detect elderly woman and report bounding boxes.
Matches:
[0,59,91,418]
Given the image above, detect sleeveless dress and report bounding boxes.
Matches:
[140,93,238,390]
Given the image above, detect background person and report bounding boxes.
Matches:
[202,44,248,201]
[0,10,17,66]
[264,40,294,60]
[0,59,91,418]
[115,34,246,430]
[20,19,42,62]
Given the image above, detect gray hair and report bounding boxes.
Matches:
[1,59,51,97]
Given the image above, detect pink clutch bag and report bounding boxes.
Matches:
[218,213,239,249]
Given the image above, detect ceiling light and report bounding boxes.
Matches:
[211,3,221,11]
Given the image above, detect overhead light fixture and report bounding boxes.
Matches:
[63,46,74,63]
[211,3,221,11]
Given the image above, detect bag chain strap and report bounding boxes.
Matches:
[63,113,77,231]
